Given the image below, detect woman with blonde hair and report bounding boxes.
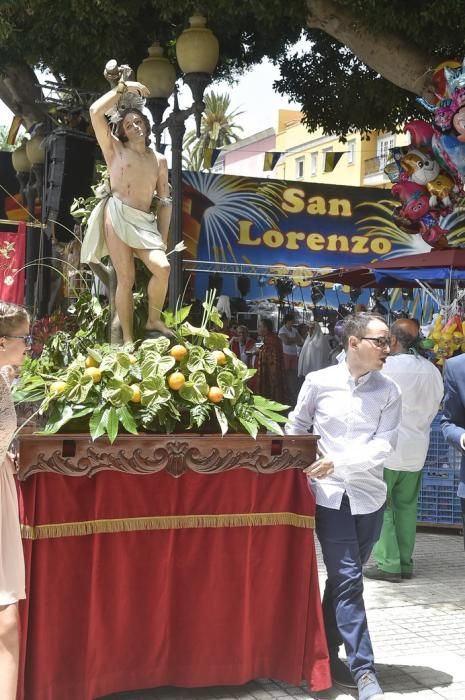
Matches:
[0,301,31,699]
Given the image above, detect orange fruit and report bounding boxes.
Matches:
[130,384,141,403]
[212,350,227,365]
[84,367,102,383]
[170,344,188,361]
[127,354,137,365]
[168,371,186,391]
[85,355,99,368]
[49,380,68,396]
[207,386,224,403]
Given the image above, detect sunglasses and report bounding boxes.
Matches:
[3,334,33,347]
[361,336,391,349]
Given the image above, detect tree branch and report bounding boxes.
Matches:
[0,61,46,128]
[306,0,437,100]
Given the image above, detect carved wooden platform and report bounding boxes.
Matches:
[17,432,319,480]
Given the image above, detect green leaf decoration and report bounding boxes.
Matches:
[37,405,93,435]
[178,380,208,404]
[189,370,209,390]
[117,405,138,435]
[238,416,258,439]
[102,379,134,406]
[140,351,159,379]
[189,403,211,429]
[253,395,290,412]
[106,406,119,444]
[216,370,237,399]
[141,375,171,407]
[180,321,210,339]
[237,367,257,381]
[202,302,223,328]
[186,346,207,372]
[89,407,109,440]
[67,373,94,403]
[252,410,284,435]
[163,304,192,327]
[99,354,118,372]
[115,351,132,369]
[203,332,229,350]
[155,355,176,376]
[87,348,103,363]
[140,336,171,354]
[203,351,223,374]
[214,406,229,436]
[14,292,290,439]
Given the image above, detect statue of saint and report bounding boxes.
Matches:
[80,74,172,344]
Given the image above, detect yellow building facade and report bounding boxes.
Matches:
[274,110,410,189]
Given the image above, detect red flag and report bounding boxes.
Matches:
[0,222,26,303]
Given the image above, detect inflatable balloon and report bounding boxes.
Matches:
[399,148,456,208]
[426,313,465,364]
[391,180,449,249]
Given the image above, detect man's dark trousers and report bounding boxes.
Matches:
[316,493,385,681]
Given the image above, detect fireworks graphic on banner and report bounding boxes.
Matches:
[182,172,287,263]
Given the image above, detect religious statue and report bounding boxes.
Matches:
[80,61,173,344]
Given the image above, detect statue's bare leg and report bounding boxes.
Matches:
[104,207,135,344]
[135,247,172,335]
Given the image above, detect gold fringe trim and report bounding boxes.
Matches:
[21,512,315,540]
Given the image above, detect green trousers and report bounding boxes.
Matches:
[372,468,422,576]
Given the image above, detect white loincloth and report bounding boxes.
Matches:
[80,185,166,265]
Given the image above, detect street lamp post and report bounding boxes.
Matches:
[137,15,219,310]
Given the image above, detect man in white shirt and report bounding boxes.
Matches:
[286,313,401,700]
[364,319,443,583]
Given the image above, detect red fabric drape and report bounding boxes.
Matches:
[18,469,330,700]
[0,222,25,303]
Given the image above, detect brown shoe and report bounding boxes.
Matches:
[363,565,401,582]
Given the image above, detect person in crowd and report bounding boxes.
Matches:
[285,313,401,700]
[278,312,304,406]
[441,351,465,551]
[255,318,285,404]
[0,301,31,700]
[298,321,331,378]
[364,318,443,582]
[297,323,309,343]
[230,325,256,365]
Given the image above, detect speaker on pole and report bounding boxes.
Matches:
[44,128,96,241]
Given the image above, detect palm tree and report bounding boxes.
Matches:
[183,91,244,171]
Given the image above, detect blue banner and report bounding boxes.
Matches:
[181,172,465,304]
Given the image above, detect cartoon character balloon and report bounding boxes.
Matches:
[391,180,450,249]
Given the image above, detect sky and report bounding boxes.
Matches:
[209,58,302,138]
[0,56,304,142]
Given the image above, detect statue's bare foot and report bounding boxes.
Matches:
[144,320,174,338]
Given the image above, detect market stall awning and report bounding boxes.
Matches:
[314,248,465,288]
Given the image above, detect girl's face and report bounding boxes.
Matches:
[0,319,31,371]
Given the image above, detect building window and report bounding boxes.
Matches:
[347,140,356,165]
[310,153,318,177]
[377,134,395,170]
[295,157,304,179]
[322,146,333,173]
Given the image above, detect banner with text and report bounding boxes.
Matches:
[181,172,465,302]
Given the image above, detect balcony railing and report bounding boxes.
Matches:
[364,155,386,176]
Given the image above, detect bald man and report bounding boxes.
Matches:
[364,318,443,582]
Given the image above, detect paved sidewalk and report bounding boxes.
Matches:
[106,530,465,700]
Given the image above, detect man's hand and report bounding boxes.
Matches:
[303,447,334,479]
